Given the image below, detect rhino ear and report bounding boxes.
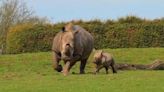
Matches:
[99,50,103,57]
[92,48,96,53]
[61,23,73,32]
[61,26,65,32]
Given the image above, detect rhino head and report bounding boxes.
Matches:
[61,23,78,61]
[93,50,103,65]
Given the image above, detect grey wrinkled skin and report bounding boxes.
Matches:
[52,23,94,76]
[93,50,117,74]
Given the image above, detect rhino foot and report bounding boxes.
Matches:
[55,65,63,72]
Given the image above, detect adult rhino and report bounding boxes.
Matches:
[52,23,94,76]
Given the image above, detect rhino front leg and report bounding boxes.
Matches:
[52,51,62,72]
[63,61,71,76]
[63,61,76,76]
[94,65,103,74]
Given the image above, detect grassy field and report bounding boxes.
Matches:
[0,48,164,92]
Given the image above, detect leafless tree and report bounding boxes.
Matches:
[0,0,49,53]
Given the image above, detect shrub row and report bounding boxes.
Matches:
[77,22,164,49]
[6,16,164,54]
[6,23,64,53]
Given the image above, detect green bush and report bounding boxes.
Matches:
[5,16,164,54]
[6,23,61,54]
[77,22,164,49]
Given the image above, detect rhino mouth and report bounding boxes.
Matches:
[62,49,74,61]
[62,55,73,61]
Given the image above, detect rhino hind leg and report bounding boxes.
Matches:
[80,59,87,74]
[111,64,117,73]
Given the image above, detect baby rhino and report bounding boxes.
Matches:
[93,50,117,74]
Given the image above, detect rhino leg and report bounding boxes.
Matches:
[105,67,109,74]
[63,61,71,76]
[111,63,117,73]
[93,65,103,74]
[94,65,103,74]
[69,61,77,70]
[62,61,76,76]
[80,59,87,74]
[52,52,62,72]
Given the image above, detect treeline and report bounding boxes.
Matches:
[5,16,164,54]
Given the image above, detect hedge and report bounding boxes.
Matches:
[78,22,164,49]
[6,23,64,54]
[6,16,164,54]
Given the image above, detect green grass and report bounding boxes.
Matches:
[0,48,164,92]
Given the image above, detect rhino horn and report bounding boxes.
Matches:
[62,23,73,32]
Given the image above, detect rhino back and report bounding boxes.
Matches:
[103,52,113,61]
[74,25,94,59]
